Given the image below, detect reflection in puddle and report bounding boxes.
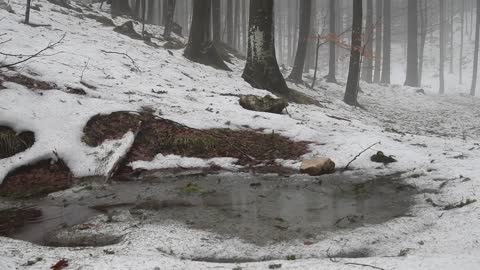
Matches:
[0,173,416,246]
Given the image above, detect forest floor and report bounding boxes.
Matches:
[1,0,480,269]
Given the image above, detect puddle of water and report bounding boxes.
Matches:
[0,173,416,246]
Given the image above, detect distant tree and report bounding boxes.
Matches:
[471,0,480,96]
[373,0,382,83]
[287,0,313,83]
[325,0,337,83]
[405,0,419,87]
[25,0,32,24]
[163,0,176,38]
[460,0,465,84]
[418,0,428,83]
[111,0,131,17]
[344,0,363,106]
[242,0,293,100]
[440,0,446,94]
[361,0,374,83]
[184,0,230,71]
[226,0,234,47]
[381,0,391,84]
[212,0,221,45]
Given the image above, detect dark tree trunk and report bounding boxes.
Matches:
[162,0,169,25]
[164,0,176,38]
[242,0,291,99]
[449,0,454,74]
[460,0,465,84]
[25,0,32,24]
[440,0,446,94]
[471,0,480,96]
[361,0,374,83]
[147,0,154,24]
[373,0,382,83]
[419,0,427,83]
[184,0,231,71]
[344,0,363,106]
[212,0,221,44]
[381,0,391,84]
[287,0,312,83]
[326,0,337,83]
[111,0,131,17]
[405,0,419,87]
[226,0,234,47]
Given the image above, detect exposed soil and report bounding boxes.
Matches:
[83,111,310,175]
[0,126,35,159]
[0,159,72,198]
[0,73,56,91]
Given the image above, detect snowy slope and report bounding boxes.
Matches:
[1,1,480,269]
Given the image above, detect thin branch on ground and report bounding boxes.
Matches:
[344,262,386,270]
[342,142,381,172]
[100,50,141,72]
[0,33,66,68]
[80,58,90,81]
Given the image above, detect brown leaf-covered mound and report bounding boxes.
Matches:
[0,73,56,90]
[83,111,309,169]
[0,126,35,160]
[0,159,72,198]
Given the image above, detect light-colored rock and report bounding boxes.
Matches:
[300,158,335,176]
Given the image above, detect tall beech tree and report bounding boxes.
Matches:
[405,0,419,87]
[184,0,230,71]
[471,0,480,96]
[381,0,391,84]
[373,0,382,83]
[440,0,446,94]
[344,0,363,106]
[361,0,374,83]
[242,0,304,102]
[326,0,337,83]
[287,0,312,83]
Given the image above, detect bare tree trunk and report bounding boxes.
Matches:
[405,0,419,87]
[25,0,32,24]
[381,0,391,84]
[344,0,363,106]
[460,0,465,84]
[111,0,131,17]
[471,0,480,96]
[449,0,454,74]
[164,0,176,38]
[373,0,382,83]
[212,0,221,44]
[184,0,230,71]
[243,0,292,99]
[419,0,427,84]
[440,0,446,94]
[288,0,312,83]
[226,0,234,47]
[326,0,337,83]
[361,0,374,83]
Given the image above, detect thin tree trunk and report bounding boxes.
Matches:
[373,0,382,83]
[164,0,176,38]
[326,0,337,83]
[212,0,221,44]
[288,0,312,83]
[460,0,465,84]
[440,0,446,94]
[449,0,454,74]
[361,0,374,83]
[471,0,480,96]
[226,0,233,47]
[344,0,363,106]
[25,0,32,24]
[405,0,419,87]
[381,0,391,84]
[419,0,428,84]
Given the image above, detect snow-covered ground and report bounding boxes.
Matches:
[1,1,480,269]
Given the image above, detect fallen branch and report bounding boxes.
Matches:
[100,50,141,72]
[326,114,351,122]
[344,262,386,270]
[342,142,380,172]
[0,33,66,68]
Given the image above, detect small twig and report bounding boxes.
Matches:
[80,58,90,81]
[0,33,66,68]
[326,114,351,122]
[344,262,386,270]
[100,50,141,72]
[342,142,381,172]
